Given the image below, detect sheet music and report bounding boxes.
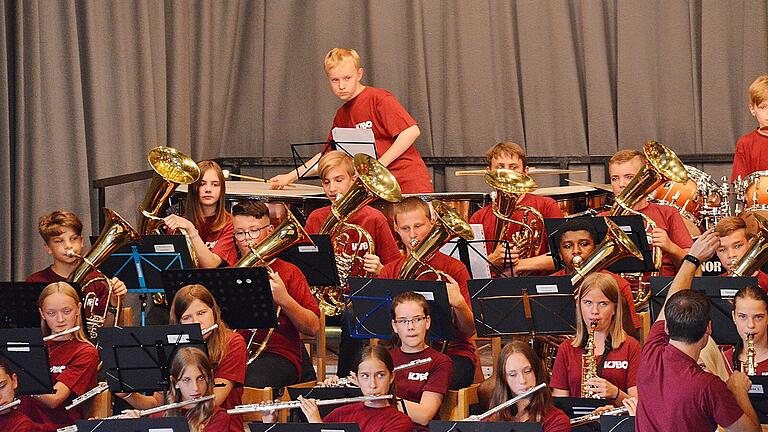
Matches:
[331,127,377,158]
[440,224,491,279]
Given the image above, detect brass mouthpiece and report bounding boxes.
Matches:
[572,255,583,269]
[410,238,419,248]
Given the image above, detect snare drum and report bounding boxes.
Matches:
[742,170,768,212]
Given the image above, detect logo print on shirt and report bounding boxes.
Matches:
[355,120,373,130]
[50,365,67,374]
[408,371,429,381]
[205,240,218,250]
[603,360,629,370]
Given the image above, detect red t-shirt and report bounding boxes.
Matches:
[470,193,564,256]
[305,205,401,265]
[389,347,452,432]
[483,407,571,432]
[636,320,744,431]
[379,252,477,364]
[721,345,768,376]
[329,86,433,194]
[27,266,110,334]
[549,335,640,398]
[214,330,246,432]
[323,401,413,432]
[196,214,238,267]
[732,128,768,181]
[150,406,230,432]
[0,409,38,432]
[550,269,640,329]
[236,259,320,377]
[19,339,98,432]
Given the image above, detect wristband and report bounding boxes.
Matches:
[682,254,701,268]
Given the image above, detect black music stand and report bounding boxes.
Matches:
[98,324,207,393]
[279,234,340,286]
[250,424,360,432]
[0,282,51,328]
[286,386,364,422]
[469,277,577,337]
[0,328,54,395]
[748,375,768,424]
[75,417,190,431]
[345,277,453,341]
[648,276,756,346]
[554,397,609,432]
[289,141,333,180]
[545,216,654,273]
[440,237,511,279]
[94,234,195,326]
[161,268,278,330]
[429,421,542,432]
[601,415,636,432]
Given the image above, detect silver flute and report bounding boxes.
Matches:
[320,357,434,388]
[228,394,392,414]
[570,405,629,426]
[475,382,547,420]
[202,323,218,335]
[0,399,20,412]
[65,382,109,410]
[43,326,81,341]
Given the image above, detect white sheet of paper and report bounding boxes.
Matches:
[332,127,377,158]
[439,224,491,279]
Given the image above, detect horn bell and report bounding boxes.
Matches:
[570,218,644,290]
[731,212,768,278]
[235,205,314,268]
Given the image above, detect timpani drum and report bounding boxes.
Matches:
[742,170,768,212]
[649,165,724,236]
[531,185,609,216]
[175,181,328,226]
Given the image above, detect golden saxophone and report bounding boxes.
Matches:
[745,333,757,376]
[581,321,600,399]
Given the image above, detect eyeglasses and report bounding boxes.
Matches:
[234,226,270,241]
[393,316,428,326]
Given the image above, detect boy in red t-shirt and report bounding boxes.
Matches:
[714,216,768,289]
[732,75,768,181]
[270,47,433,194]
[26,210,127,336]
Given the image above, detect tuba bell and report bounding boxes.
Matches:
[313,153,401,316]
[730,212,768,278]
[399,200,475,280]
[484,169,544,262]
[235,204,314,363]
[68,208,141,340]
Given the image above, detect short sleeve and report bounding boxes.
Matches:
[375,94,417,138]
[625,338,641,389]
[549,341,573,392]
[56,344,98,396]
[209,220,238,266]
[421,355,453,396]
[215,332,247,385]
[705,378,744,428]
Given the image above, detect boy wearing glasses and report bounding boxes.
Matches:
[231,201,321,388]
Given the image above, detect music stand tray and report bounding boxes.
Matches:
[161,267,278,330]
[0,328,54,395]
[429,421,543,432]
[279,234,340,287]
[286,386,364,421]
[545,216,654,273]
[469,277,576,337]
[346,277,453,341]
[601,415,636,432]
[250,423,361,432]
[748,376,768,424]
[0,282,52,328]
[98,324,207,393]
[75,416,190,431]
[648,276,756,346]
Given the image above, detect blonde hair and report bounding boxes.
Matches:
[609,149,646,166]
[38,282,92,345]
[749,75,768,107]
[572,273,626,347]
[485,142,527,168]
[393,197,431,226]
[37,210,83,243]
[715,216,750,238]
[324,48,361,72]
[318,150,355,181]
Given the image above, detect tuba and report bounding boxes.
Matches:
[68,208,141,340]
[609,140,688,308]
[730,212,768,278]
[484,169,544,262]
[399,200,475,280]
[235,205,314,363]
[313,153,401,316]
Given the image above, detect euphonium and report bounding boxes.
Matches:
[235,205,314,363]
[314,153,401,316]
[731,212,768,278]
[398,200,475,280]
[68,209,140,340]
[609,140,688,308]
[484,169,544,261]
[745,333,757,376]
[580,321,600,399]
[570,218,644,292]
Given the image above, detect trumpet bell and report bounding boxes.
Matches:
[235,205,314,268]
[483,169,538,196]
[570,218,643,289]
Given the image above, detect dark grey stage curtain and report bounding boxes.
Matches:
[1,0,767,279]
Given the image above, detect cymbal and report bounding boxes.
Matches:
[455,167,587,176]
[565,178,613,192]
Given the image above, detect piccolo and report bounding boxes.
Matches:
[43,326,81,341]
[475,382,547,420]
[202,323,218,335]
[65,382,109,410]
[228,394,392,414]
[570,406,629,426]
[0,399,20,412]
[319,357,434,388]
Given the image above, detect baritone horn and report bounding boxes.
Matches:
[68,208,141,339]
[235,204,314,363]
[399,200,475,280]
[313,153,402,316]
